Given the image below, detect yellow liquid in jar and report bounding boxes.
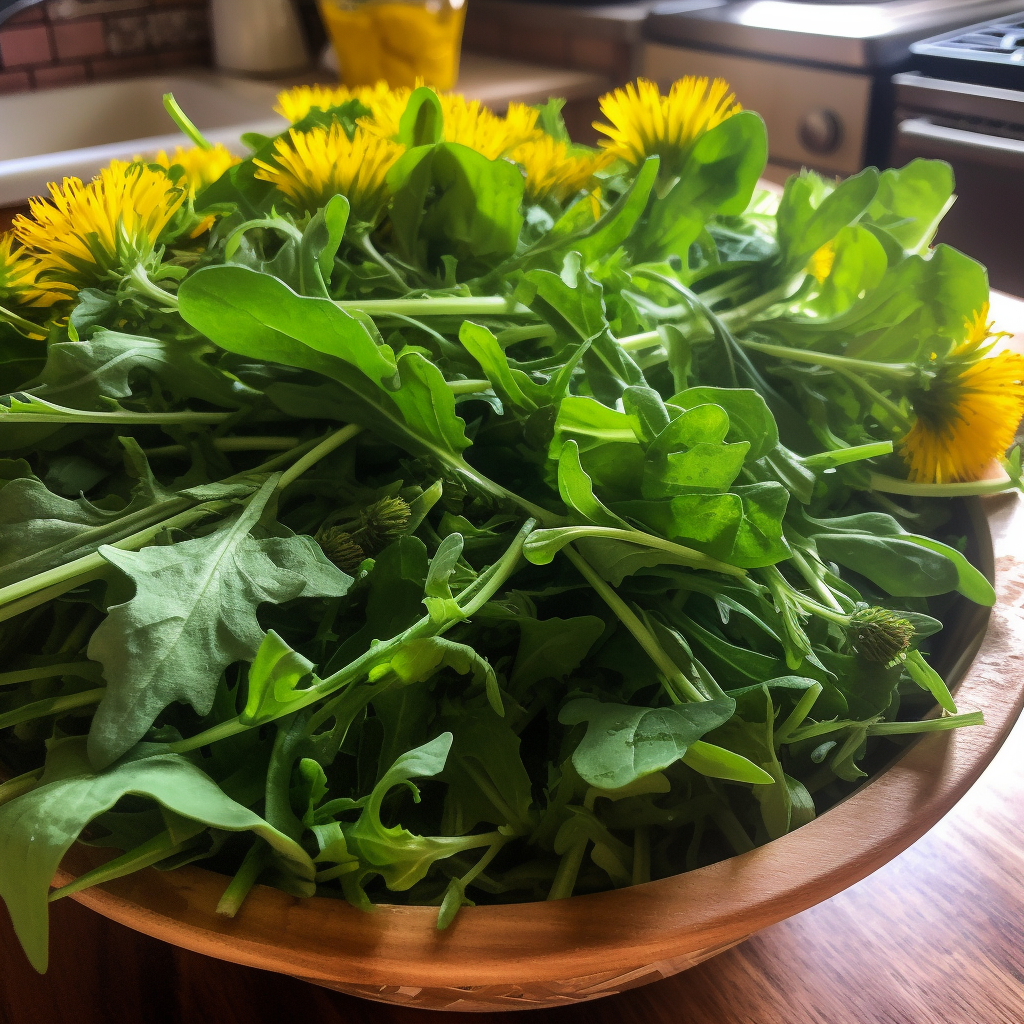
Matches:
[318,0,466,90]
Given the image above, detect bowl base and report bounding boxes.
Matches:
[298,937,750,1011]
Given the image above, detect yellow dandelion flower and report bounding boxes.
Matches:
[594,77,741,175]
[440,98,539,160]
[12,160,185,299]
[354,84,413,140]
[361,91,539,159]
[900,304,1024,483]
[0,231,56,308]
[511,136,612,205]
[253,124,402,222]
[275,81,396,123]
[153,143,240,195]
[806,240,836,284]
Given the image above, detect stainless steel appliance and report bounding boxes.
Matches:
[890,15,1024,294]
[642,0,1024,177]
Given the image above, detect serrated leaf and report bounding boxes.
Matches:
[240,630,316,726]
[368,636,501,716]
[343,733,493,891]
[86,477,352,768]
[24,329,254,411]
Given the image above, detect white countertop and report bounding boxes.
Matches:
[455,51,610,108]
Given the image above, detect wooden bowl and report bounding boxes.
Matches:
[31,495,1024,1011]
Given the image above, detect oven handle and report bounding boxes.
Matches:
[896,117,1024,171]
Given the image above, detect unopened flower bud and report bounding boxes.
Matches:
[847,606,915,665]
[317,527,367,575]
[358,496,411,548]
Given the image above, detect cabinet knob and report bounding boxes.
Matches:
[799,109,843,155]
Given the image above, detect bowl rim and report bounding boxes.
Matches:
[31,493,1024,990]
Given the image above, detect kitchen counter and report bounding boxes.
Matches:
[0,295,1021,1023]
[278,51,610,111]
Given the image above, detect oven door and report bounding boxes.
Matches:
[892,73,1024,296]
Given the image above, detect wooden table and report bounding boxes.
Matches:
[1,297,1023,1024]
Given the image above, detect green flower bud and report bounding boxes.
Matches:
[357,496,411,549]
[847,606,915,665]
[317,527,367,575]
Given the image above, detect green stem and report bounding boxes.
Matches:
[0,398,229,425]
[868,711,983,735]
[224,434,331,481]
[315,861,362,884]
[0,496,199,593]
[0,687,106,731]
[0,768,43,808]
[49,823,206,902]
[831,725,869,768]
[787,588,849,625]
[712,806,755,855]
[787,719,862,743]
[0,663,98,687]
[774,683,824,747]
[144,437,300,458]
[458,759,522,831]
[333,296,535,318]
[547,838,588,901]
[448,379,492,395]
[905,649,957,715]
[562,544,705,703]
[0,302,47,339]
[618,330,662,353]
[718,276,803,329]
[460,835,511,890]
[0,502,228,618]
[869,472,1018,497]
[786,547,844,612]
[163,92,212,149]
[0,568,109,626]
[801,441,894,470]
[737,338,917,381]
[127,264,179,308]
[551,527,745,578]
[357,232,409,290]
[496,324,555,345]
[216,840,271,917]
[275,423,363,492]
[759,566,814,666]
[831,366,914,429]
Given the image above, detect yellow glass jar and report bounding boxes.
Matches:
[318,0,467,90]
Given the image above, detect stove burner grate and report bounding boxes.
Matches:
[913,14,1024,87]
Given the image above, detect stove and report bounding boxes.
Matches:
[641,0,1024,174]
[912,12,1024,89]
[884,12,1024,294]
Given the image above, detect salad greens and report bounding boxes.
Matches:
[0,77,1009,973]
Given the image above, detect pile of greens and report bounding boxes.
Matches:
[0,87,1001,973]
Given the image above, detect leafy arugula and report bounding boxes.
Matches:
[0,77,998,967]
[87,476,352,767]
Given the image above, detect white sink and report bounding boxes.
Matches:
[0,73,288,206]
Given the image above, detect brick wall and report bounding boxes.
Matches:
[0,0,211,95]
